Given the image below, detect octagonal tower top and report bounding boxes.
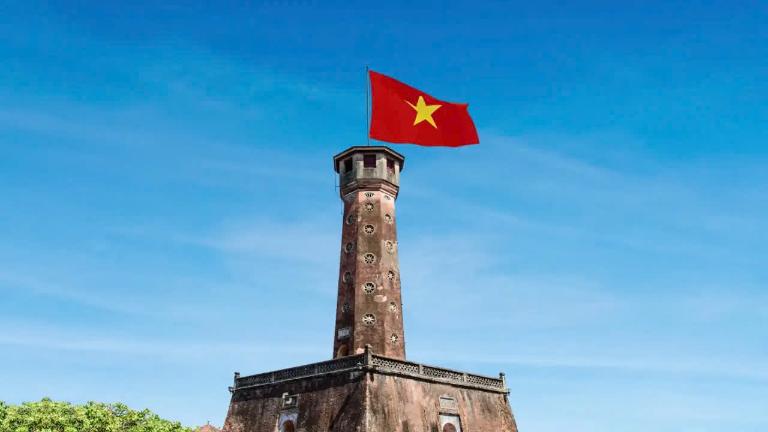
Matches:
[333,146,405,198]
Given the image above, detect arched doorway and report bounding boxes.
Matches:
[336,344,348,358]
[281,420,296,432]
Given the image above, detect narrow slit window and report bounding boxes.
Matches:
[387,158,395,173]
[344,158,353,172]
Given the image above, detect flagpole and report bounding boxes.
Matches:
[365,65,370,146]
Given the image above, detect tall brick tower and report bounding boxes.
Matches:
[223,146,518,432]
[332,146,406,360]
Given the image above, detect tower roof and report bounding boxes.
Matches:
[333,146,405,173]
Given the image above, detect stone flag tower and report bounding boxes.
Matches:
[332,146,406,360]
[223,147,518,432]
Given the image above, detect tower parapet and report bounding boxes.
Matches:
[332,146,406,359]
[334,146,404,197]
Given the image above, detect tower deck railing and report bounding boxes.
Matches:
[232,348,507,394]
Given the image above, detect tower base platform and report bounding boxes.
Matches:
[223,348,518,432]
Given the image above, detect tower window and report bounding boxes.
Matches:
[344,158,353,172]
[363,282,375,294]
[363,154,377,168]
[362,314,376,326]
[282,394,299,409]
[387,158,396,172]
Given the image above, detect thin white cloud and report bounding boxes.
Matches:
[415,350,768,383]
[0,322,324,359]
[175,218,339,266]
[0,271,150,316]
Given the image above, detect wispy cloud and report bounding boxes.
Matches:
[427,350,768,382]
[0,271,150,316]
[406,131,768,267]
[0,322,324,359]
[172,217,339,267]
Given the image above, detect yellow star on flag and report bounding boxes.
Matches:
[405,96,442,128]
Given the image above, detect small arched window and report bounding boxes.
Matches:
[442,423,457,432]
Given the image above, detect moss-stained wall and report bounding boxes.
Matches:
[223,370,516,432]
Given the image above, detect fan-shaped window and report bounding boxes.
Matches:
[363,282,375,294]
[362,314,376,326]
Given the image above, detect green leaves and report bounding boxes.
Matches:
[0,399,194,432]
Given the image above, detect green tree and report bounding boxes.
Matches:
[0,399,195,432]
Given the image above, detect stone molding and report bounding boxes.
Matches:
[232,348,508,394]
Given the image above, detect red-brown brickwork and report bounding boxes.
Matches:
[333,147,406,360]
[223,363,517,432]
[222,147,519,432]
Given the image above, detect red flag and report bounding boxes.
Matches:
[368,70,479,147]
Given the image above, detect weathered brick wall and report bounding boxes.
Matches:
[333,148,406,360]
[365,373,517,432]
[223,370,516,432]
[223,372,366,432]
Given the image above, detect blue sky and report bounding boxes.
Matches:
[1,1,766,431]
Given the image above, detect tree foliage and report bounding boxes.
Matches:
[0,398,194,432]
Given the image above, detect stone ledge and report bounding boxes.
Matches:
[232,348,508,394]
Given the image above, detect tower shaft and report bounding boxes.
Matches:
[332,146,406,359]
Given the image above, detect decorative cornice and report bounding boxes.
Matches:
[231,348,508,394]
[333,146,405,172]
[338,176,400,198]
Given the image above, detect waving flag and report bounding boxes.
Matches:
[368,70,479,147]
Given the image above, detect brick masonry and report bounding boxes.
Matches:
[222,147,518,432]
[333,146,406,359]
[224,351,518,432]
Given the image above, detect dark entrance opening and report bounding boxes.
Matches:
[282,420,296,432]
